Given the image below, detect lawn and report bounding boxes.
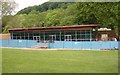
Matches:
[0,48,2,74]
[2,48,118,73]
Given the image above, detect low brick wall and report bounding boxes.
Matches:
[0,34,10,40]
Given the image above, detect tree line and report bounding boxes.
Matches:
[1,2,119,38]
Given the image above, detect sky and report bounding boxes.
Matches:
[14,0,49,12]
[11,0,119,14]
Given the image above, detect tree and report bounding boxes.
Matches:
[17,2,69,14]
[2,15,13,32]
[2,2,119,37]
[1,0,17,17]
[1,0,17,33]
[45,9,63,26]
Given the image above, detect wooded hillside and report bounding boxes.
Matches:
[1,2,119,37]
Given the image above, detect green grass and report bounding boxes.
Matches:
[0,48,2,74]
[2,48,118,73]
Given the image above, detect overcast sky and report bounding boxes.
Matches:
[14,0,49,12]
[12,0,119,13]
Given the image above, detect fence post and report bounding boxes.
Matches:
[17,40,19,48]
[63,41,64,49]
[8,40,10,47]
[81,42,82,50]
[110,41,111,49]
[90,41,92,50]
[26,40,27,48]
[100,41,102,50]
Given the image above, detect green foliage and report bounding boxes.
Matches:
[17,2,69,14]
[3,24,10,33]
[2,16,13,27]
[45,9,64,26]
[2,2,119,39]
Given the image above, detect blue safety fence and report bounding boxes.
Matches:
[0,40,119,50]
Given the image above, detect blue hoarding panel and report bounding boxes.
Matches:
[0,39,119,50]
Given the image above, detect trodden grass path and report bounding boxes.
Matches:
[2,48,118,73]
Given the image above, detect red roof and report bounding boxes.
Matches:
[8,24,100,32]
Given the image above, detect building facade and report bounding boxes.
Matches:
[1,24,117,50]
[9,24,99,42]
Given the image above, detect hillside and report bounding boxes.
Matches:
[2,2,119,37]
[17,2,70,14]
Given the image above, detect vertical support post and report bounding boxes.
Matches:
[44,32,45,42]
[11,32,13,39]
[60,31,61,41]
[63,31,65,48]
[19,32,21,40]
[28,33,29,40]
[16,33,17,40]
[24,32,25,40]
[39,32,40,41]
[110,41,111,49]
[75,31,77,41]
[8,39,10,47]
[32,33,34,40]
[33,36,34,40]
[27,33,29,48]
[32,32,34,40]
[90,30,92,41]
[90,30,92,49]
[52,35,53,41]
[100,41,102,50]
[64,31,65,41]
[85,30,86,41]
[55,35,56,41]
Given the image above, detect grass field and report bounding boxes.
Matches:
[2,48,118,73]
[0,48,2,74]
